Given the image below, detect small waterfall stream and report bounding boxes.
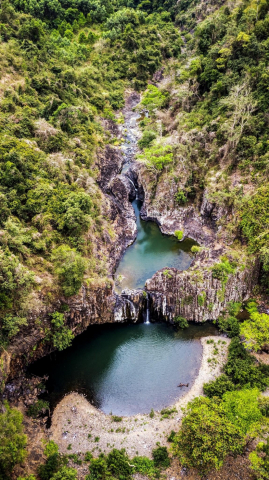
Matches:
[145,296,150,324]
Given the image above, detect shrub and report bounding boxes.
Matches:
[174,316,189,329]
[175,189,187,205]
[27,400,49,418]
[87,457,108,480]
[167,430,176,442]
[152,446,170,468]
[106,449,133,478]
[137,144,173,171]
[138,130,156,149]
[132,456,158,477]
[51,245,88,297]
[249,438,269,479]
[172,397,245,475]
[84,452,93,462]
[0,403,27,477]
[211,257,236,283]
[49,312,74,351]
[224,338,269,390]
[38,454,62,480]
[50,466,77,479]
[111,415,122,422]
[240,312,269,351]
[218,315,240,337]
[191,245,201,254]
[222,388,262,435]
[174,230,183,241]
[203,374,235,398]
[2,314,27,338]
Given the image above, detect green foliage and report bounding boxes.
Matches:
[50,466,77,480]
[167,430,176,442]
[174,230,183,241]
[241,186,269,277]
[222,388,262,435]
[38,454,62,480]
[203,374,235,399]
[48,312,74,351]
[51,246,87,297]
[211,257,236,284]
[138,130,156,149]
[106,449,133,478]
[172,396,245,475]
[240,312,269,352]
[137,144,173,172]
[2,314,27,339]
[111,415,122,422]
[0,402,27,477]
[84,452,93,462]
[140,85,169,113]
[175,189,187,205]
[132,456,159,478]
[44,441,59,457]
[174,316,189,329]
[218,315,240,338]
[250,438,269,480]
[27,399,49,418]
[224,338,269,390]
[191,245,201,254]
[86,449,162,480]
[152,446,170,468]
[160,407,177,418]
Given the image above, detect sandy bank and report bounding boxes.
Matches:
[49,335,230,458]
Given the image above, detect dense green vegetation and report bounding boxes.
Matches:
[0,0,182,346]
[0,402,27,479]
[2,0,269,477]
[135,0,269,289]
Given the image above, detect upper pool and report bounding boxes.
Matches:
[115,199,196,291]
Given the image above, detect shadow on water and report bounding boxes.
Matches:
[29,321,218,416]
[114,199,197,292]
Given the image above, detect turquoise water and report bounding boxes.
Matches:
[30,322,218,416]
[115,199,196,291]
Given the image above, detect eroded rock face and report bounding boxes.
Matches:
[145,252,260,323]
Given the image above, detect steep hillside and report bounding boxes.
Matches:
[1,0,269,479]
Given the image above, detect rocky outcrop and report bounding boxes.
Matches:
[131,164,217,247]
[145,250,260,323]
[114,289,146,323]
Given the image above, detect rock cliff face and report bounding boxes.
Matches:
[131,164,231,247]
[146,251,260,323]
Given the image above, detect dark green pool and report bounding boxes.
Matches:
[115,199,196,291]
[30,322,218,416]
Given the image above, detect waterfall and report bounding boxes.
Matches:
[145,295,150,324]
[126,175,137,191]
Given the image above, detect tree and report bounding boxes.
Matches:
[240,312,269,352]
[137,144,173,174]
[219,82,257,158]
[172,397,245,475]
[0,403,27,477]
[51,245,87,297]
[222,388,262,435]
[49,312,74,351]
